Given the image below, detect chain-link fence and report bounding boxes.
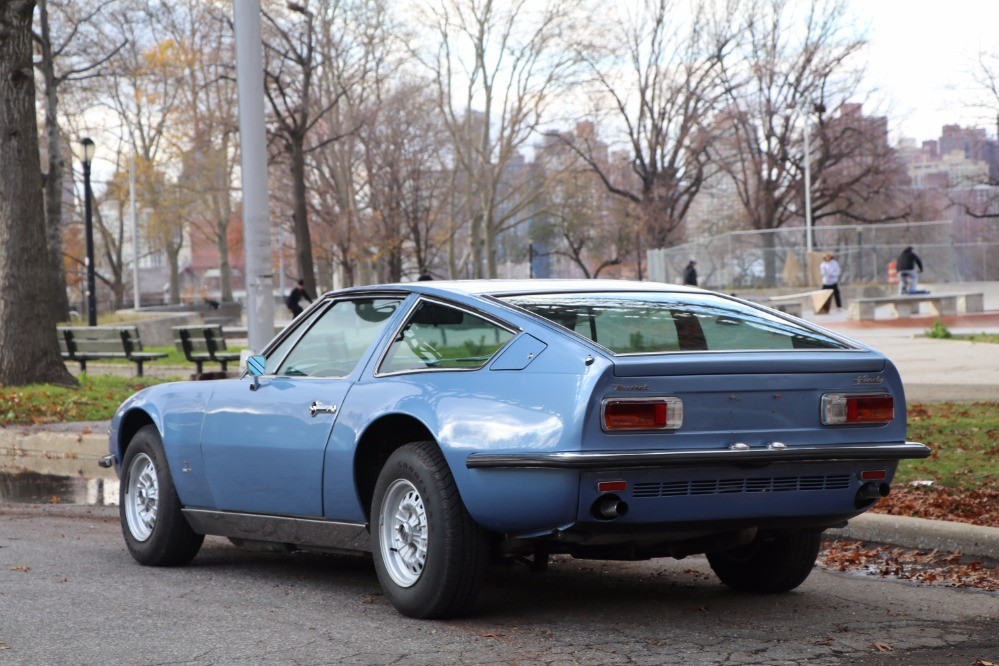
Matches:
[648,220,999,289]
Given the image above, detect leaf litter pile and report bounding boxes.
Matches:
[818,402,999,592]
[819,539,999,592]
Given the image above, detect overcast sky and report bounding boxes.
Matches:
[856,0,999,143]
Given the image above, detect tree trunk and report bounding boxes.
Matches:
[37,0,71,323]
[290,138,316,295]
[166,243,181,305]
[0,0,75,386]
[217,215,232,301]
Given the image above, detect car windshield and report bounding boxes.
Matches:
[500,291,852,353]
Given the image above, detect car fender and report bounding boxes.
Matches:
[109,381,217,508]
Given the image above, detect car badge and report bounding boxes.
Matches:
[614,384,650,391]
[853,375,884,385]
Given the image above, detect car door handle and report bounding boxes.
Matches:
[309,401,337,417]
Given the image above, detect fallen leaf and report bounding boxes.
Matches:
[0,644,11,651]
[973,661,995,666]
[10,566,29,573]
[481,633,505,638]
[872,642,894,653]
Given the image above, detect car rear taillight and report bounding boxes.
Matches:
[821,393,894,425]
[602,397,683,431]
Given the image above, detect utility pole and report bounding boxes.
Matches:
[234,0,274,352]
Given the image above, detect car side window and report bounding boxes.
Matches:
[379,300,514,373]
[263,304,327,374]
[273,297,402,377]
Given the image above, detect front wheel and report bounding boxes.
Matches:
[707,529,822,593]
[119,425,203,566]
[371,442,488,618]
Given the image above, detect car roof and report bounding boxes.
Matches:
[330,279,705,298]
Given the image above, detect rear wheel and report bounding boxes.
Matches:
[120,425,203,566]
[707,529,822,593]
[371,442,488,618]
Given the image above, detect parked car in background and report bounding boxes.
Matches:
[104,280,929,618]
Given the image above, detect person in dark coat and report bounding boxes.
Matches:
[286,279,313,317]
[682,260,698,287]
[896,246,923,294]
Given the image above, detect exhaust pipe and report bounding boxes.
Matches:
[592,494,629,520]
[855,482,890,508]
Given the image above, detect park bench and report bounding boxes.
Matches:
[58,326,167,377]
[846,292,985,321]
[172,324,242,374]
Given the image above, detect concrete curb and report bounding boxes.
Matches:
[0,424,115,481]
[827,512,999,560]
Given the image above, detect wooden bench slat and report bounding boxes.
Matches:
[58,326,165,376]
[172,325,241,374]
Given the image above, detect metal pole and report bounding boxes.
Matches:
[83,159,97,326]
[130,154,140,310]
[803,120,814,254]
[234,0,274,351]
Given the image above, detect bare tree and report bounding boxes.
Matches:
[262,0,355,297]
[0,0,75,385]
[360,79,455,281]
[96,0,189,303]
[306,0,400,289]
[418,0,579,278]
[715,0,905,281]
[33,0,123,322]
[571,0,738,262]
[954,50,999,219]
[161,2,240,301]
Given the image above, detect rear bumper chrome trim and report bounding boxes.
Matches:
[465,442,930,470]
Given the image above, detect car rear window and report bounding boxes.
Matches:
[501,292,851,353]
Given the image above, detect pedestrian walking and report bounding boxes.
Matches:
[819,252,842,309]
[286,278,313,318]
[896,246,924,294]
[682,259,698,287]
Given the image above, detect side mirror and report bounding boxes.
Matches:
[247,354,266,391]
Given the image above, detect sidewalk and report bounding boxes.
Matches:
[803,280,999,403]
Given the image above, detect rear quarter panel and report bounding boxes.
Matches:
[328,331,611,534]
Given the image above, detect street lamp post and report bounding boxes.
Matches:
[80,137,97,326]
[803,122,814,254]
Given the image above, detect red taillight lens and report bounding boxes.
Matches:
[822,393,894,425]
[602,398,682,431]
[597,480,628,492]
[860,470,887,481]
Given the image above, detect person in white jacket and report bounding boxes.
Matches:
[819,252,842,309]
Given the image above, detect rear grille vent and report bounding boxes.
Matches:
[632,474,851,499]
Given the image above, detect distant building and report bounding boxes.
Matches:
[900,124,998,188]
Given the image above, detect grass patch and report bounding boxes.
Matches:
[895,402,999,489]
[952,332,999,344]
[924,319,952,339]
[0,375,166,426]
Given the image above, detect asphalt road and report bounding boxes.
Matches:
[1,505,996,665]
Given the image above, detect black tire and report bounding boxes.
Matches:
[371,442,489,619]
[119,425,204,566]
[707,529,822,593]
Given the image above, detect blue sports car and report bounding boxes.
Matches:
[105,280,929,618]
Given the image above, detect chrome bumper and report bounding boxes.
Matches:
[465,442,930,470]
